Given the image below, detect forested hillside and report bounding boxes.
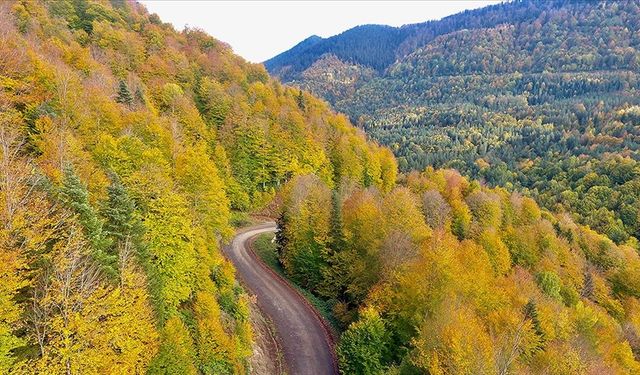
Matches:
[265,0,563,80]
[0,1,394,373]
[266,0,640,246]
[4,1,640,374]
[276,168,640,374]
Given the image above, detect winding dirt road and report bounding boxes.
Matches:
[225,223,338,375]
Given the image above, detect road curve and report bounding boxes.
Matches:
[224,223,338,375]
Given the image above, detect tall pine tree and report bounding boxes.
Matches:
[60,165,116,277]
[102,175,144,266]
[523,299,545,349]
[116,80,134,106]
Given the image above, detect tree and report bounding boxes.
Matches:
[195,78,230,128]
[0,111,30,372]
[29,227,103,373]
[422,190,451,230]
[275,211,288,264]
[523,300,545,347]
[383,187,430,244]
[148,317,198,375]
[59,165,115,277]
[329,190,346,254]
[0,249,26,373]
[279,175,332,291]
[143,192,197,318]
[115,80,133,106]
[411,302,497,374]
[102,175,143,266]
[337,308,388,375]
[66,266,159,373]
[193,292,238,374]
[341,189,386,304]
[450,199,472,240]
[536,271,563,300]
[296,89,306,111]
[175,144,232,241]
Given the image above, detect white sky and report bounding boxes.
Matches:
[139,1,502,63]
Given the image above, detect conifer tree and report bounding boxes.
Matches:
[103,176,139,242]
[60,165,116,277]
[275,212,288,265]
[102,176,144,271]
[135,87,145,105]
[116,80,134,106]
[329,190,346,254]
[523,299,545,348]
[296,89,306,111]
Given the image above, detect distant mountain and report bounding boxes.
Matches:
[263,34,322,76]
[265,0,640,244]
[264,1,571,80]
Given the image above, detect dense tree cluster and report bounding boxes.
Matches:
[278,168,640,374]
[267,0,640,243]
[0,0,395,373]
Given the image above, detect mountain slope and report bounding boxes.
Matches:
[0,1,395,373]
[266,0,640,244]
[277,167,640,374]
[264,0,571,80]
[3,1,640,374]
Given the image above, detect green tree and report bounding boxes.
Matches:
[144,192,197,318]
[337,308,388,375]
[102,175,144,279]
[329,190,346,254]
[102,175,141,245]
[536,271,563,300]
[296,89,306,111]
[60,165,115,277]
[523,300,545,349]
[115,80,133,106]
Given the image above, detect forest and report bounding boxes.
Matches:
[0,0,393,373]
[266,0,640,247]
[265,0,574,81]
[276,168,640,374]
[2,0,640,374]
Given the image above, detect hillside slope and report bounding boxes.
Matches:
[0,1,394,373]
[277,167,640,374]
[265,0,566,80]
[3,1,640,374]
[266,0,640,245]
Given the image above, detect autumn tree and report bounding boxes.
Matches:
[143,191,197,318]
[279,175,332,291]
[421,189,451,230]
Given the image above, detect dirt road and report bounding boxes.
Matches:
[225,223,338,375]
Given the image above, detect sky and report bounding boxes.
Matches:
[140,1,502,63]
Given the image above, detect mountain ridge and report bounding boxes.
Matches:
[265,0,576,80]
